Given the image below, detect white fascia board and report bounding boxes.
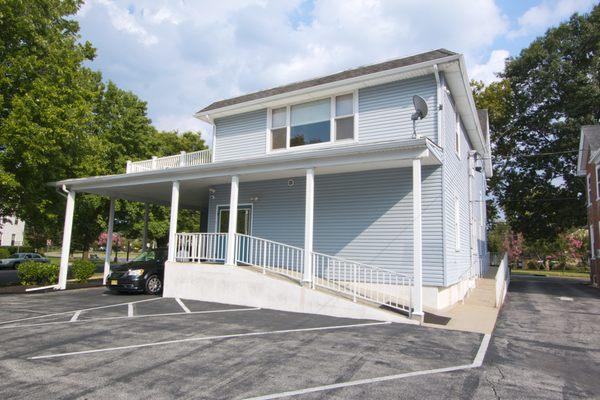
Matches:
[52,139,436,191]
[194,54,461,122]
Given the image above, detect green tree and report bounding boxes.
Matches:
[474,6,600,242]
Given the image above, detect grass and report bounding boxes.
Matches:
[511,269,590,278]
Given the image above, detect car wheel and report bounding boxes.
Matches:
[145,275,162,295]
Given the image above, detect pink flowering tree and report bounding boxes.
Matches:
[98,232,124,262]
[503,232,524,266]
[559,228,588,268]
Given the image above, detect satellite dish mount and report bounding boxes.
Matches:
[411,95,428,139]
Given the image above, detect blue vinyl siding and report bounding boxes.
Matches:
[207,166,444,286]
[441,80,475,285]
[358,75,437,143]
[214,109,267,162]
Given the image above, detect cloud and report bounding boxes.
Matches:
[508,0,596,38]
[76,0,510,147]
[470,49,510,84]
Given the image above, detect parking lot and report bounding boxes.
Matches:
[0,275,597,400]
[0,287,489,400]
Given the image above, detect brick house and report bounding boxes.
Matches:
[577,125,600,287]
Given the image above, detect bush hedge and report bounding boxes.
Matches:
[0,248,10,259]
[0,246,35,254]
[17,261,59,285]
[71,259,96,283]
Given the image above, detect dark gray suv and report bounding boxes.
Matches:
[0,253,49,269]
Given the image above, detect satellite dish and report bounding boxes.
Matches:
[411,95,428,138]
[411,95,428,120]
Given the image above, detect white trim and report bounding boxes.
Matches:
[303,168,315,284]
[167,181,180,262]
[103,198,115,285]
[58,189,76,290]
[587,173,592,207]
[596,164,600,201]
[266,93,357,155]
[433,64,442,148]
[591,224,595,260]
[412,159,423,318]
[454,194,461,252]
[455,112,461,159]
[225,175,239,265]
[29,321,391,360]
[216,203,254,235]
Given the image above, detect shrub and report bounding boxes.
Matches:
[71,259,96,283]
[17,261,59,285]
[0,248,10,259]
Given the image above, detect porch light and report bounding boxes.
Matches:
[250,196,259,202]
[288,179,295,187]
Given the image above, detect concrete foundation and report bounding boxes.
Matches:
[163,262,416,324]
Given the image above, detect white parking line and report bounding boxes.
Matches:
[0,297,162,325]
[244,333,493,400]
[128,303,134,317]
[29,321,391,360]
[175,298,191,313]
[0,307,261,330]
[70,311,81,322]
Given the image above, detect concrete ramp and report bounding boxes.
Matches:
[163,262,415,324]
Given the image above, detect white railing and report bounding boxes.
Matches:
[126,149,212,173]
[495,253,509,308]
[235,234,304,280]
[175,233,227,262]
[174,232,413,316]
[312,251,412,316]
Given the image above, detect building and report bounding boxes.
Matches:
[52,49,491,321]
[0,215,25,247]
[577,125,600,287]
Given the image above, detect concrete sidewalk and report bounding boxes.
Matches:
[424,267,500,334]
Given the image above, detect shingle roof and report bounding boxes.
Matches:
[583,125,600,152]
[198,49,457,113]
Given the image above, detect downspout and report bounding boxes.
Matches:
[433,65,443,148]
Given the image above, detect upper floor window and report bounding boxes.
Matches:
[596,165,600,200]
[269,93,355,151]
[455,113,461,158]
[587,173,592,206]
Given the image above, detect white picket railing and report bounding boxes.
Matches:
[174,232,413,316]
[175,233,227,262]
[127,149,212,173]
[235,234,304,280]
[312,251,412,316]
[495,253,510,307]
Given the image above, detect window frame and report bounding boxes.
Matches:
[266,91,357,153]
[454,194,461,252]
[591,224,595,260]
[596,165,600,201]
[587,173,592,207]
[455,112,461,159]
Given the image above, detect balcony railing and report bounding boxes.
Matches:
[126,149,212,174]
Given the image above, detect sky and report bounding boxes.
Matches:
[75,0,597,147]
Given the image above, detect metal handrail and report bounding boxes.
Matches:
[175,233,227,262]
[235,234,304,281]
[311,251,413,316]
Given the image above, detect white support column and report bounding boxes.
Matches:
[103,198,116,284]
[225,175,239,266]
[167,181,180,262]
[142,203,149,251]
[412,159,424,319]
[58,189,76,290]
[303,168,315,284]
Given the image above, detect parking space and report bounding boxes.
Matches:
[0,287,490,399]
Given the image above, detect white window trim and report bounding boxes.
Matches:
[215,203,254,235]
[596,165,600,201]
[591,224,595,260]
[455,194,461,252]
[455,113,461,159]
[587,173,592,207]
[266,93,358,154]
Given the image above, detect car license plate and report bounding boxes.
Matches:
[111,280,118,285]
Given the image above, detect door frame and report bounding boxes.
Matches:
[215,203,254,235]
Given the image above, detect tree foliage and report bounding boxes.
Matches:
[0,0,206,253]
[473,5,600,241]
